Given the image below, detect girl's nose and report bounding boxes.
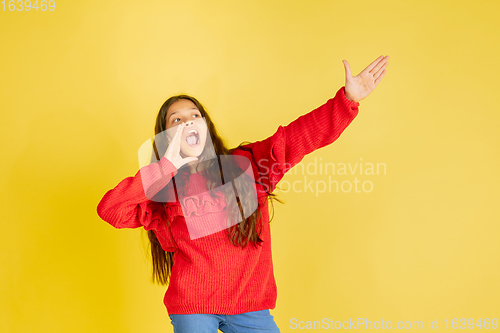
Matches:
[185,121,194,127]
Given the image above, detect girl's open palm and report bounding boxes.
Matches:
[164,123,198,170]
[343,55,389,103]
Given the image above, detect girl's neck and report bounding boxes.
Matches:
[186,160,208,174]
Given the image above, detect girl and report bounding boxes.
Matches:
[97,55,389,333]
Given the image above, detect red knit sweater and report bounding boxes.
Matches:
[96,86,359,316]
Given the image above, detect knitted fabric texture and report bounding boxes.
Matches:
[97,86,360,316]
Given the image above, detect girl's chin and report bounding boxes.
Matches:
[180,149,203,158]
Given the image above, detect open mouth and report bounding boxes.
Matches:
[185,129,200,147]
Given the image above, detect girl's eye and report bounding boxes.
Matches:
[171,113,199,124]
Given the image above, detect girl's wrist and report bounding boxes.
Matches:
[345,90,356,102]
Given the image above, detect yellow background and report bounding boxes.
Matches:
[1,0,499,332]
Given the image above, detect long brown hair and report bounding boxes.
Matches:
[145,94,283,286]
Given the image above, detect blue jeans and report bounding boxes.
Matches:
[169,309,280,333]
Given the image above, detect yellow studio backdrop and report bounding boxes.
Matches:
[1,0,499,332]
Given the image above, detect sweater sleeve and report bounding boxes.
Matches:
[234,86,359,194]
[96,156,178,230]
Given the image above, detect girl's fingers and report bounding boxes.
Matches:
[370,56,388,74]
[374,70,386,85]
[343,60,352,79]
[365,55,385,73]
[166,123,184,156]
[373,61,388,78]
[167,123,182,142]
[172,123,184,145]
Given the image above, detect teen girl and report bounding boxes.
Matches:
[97,55,389,333]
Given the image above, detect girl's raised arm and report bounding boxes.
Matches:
[234,85,359,194]
[233,56,389,194]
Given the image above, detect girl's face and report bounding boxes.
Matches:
[165,99,208,158]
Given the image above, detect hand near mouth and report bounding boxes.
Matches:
[164,123,199,170]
